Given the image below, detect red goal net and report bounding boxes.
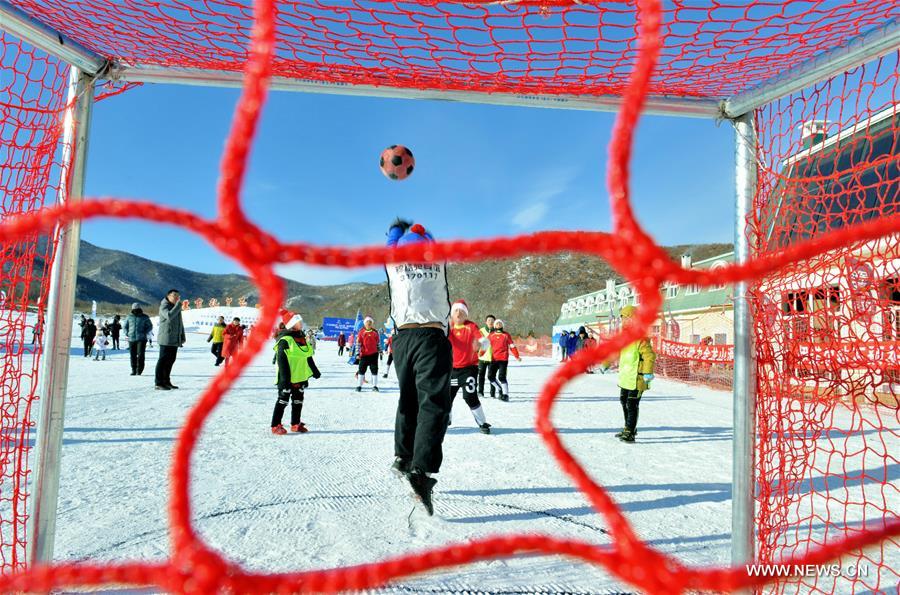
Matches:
[0,32,70,572]
[750,52,899,594]
[0,0,898,593]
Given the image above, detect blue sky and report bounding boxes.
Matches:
[82,84,736,285]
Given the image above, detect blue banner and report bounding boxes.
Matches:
[321,316,357,339]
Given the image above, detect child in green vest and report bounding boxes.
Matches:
[607,305,656,443]
[271,311,321,435]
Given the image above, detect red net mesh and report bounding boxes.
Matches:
[0,0,898,593]
[8,0,900,100]
[0,31,69,573]
[653,337,734,390]
[750,51,900,594]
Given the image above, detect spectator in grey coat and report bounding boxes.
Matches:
[124,303,153,376]
[155,289,185,390]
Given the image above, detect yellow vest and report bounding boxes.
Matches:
[617,338,656,391]
[274,336,315,384]
[210,324,225,343]
[478,326,493,362]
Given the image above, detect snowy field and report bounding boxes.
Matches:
[50,333,897,593]
[54,334,734,593]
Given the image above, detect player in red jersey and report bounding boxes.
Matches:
[447,300,491,434]
[487,319,521,401]
[356,316,382,392]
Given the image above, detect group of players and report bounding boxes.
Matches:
[266,219,655,515]
[349,307,523,435]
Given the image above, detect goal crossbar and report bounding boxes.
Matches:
[2,0,899,119]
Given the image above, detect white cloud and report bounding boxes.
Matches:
[511,165,580,230]
[512,201,550,229]
[274,263,384,286]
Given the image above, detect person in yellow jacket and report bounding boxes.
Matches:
[206,316,226,366]
[271,311,321,435]
[477,314,496,399]
[605,305,656,443]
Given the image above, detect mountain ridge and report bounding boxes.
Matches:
[71,240,732,334]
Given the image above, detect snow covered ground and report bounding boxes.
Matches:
[50,335,897,593]
[53,336,734,593]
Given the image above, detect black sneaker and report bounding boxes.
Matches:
[499,394,509,402]
[355,386,362,392]
[407,469,437,516]
[155,385,171,391]
[479,423,492,435]
[391,457,410,477]
[372,386,380,392]
[619,430,636,443]
[382,374,388,379]
[130,371,137,376]
[167,384,179,390]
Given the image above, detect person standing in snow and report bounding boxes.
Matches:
[110,315,122,350]
[355,316,381,392]
[271,311,321,435]
[337,332,346,356]
[155,289,185,391]
[606,305,656,443]
[124,303,152,375]
[93,329,111,361]
[487,319,521,402]
[477,314,496,398]
[81,318,97,358]
[447,300,491,434]
[558,331,569,361]
[382,332,395,379]
[386,219,452,515]
[207,316,227,366]
[222,317,244,367]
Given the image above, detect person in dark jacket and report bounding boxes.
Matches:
[558,332,569,361]
[271,311,321,434]
[81,319,97,357]
[124,303,153,375]
[110,315,122,350]
[566,330,579,357]
[337,332,346,356]
[155,289,185,390]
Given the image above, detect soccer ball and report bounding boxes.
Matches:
[380,145,415,180]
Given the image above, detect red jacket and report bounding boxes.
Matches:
[449,321,480,368]
[357,328,380,357]
[223,324,244,357]
[337,333,346,347]
[487,330,519,362]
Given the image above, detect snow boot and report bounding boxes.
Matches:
[290,423,308,433]
[618,430,636,443]
[407,469,437,516]
[615,428,637,438]
[155,385,171,391]
[271,424,287,435]
[372,386,380,393]
[355,386,362,392]
[499,394,509,402]
[479,423,492,435]
[391,457,410,477]
[382,373,388,379]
